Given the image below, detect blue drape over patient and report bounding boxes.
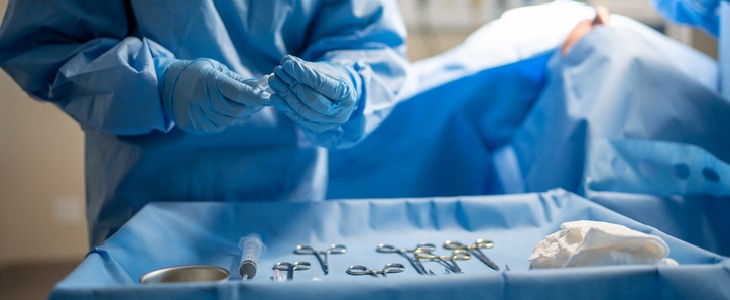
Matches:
[0,0,409,247]
[330,3,729,198]
[328,3,730,254]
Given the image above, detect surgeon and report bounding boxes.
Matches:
[0,0,409,247]
[646,0,730,98]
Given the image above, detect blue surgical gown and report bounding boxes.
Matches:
[645,0,730,100]
[646,0,721,37]
[0,0,408,247]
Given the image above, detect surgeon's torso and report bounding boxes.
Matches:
[132,0,316,77]
[85,0,330,245]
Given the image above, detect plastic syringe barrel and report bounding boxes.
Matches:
[238,233,266,280]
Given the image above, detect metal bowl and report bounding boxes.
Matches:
[139,265,230,284]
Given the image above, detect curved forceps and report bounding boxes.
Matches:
[294,244,346,275]
[376,242,435,275]
[444,239,499,271]
[347,263,405,278]
[414,249,470,273]
[273,262,311,280]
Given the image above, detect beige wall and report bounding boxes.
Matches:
[0,0,88,267]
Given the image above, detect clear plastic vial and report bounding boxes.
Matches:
[252,73,274,95]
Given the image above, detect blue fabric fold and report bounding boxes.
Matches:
[49,190,729,300]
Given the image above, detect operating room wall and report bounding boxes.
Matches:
[398,0,718,59]
[0,0,88,267]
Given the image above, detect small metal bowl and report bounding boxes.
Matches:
[139,265,230,284]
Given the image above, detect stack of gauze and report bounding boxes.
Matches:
[528,220,678,268]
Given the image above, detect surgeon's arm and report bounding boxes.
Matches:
[284,0,409,149]
[0,0,173,135]
[645,0,721,37]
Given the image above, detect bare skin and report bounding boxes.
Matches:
[561,6,611,56]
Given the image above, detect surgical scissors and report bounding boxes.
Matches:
[376,242,435,275]
[347,263,405,278]
[294,244,346,275]
[414,249,470,273]
[443,239,500,271]
[273,262,311,280]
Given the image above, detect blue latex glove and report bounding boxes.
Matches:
[268,55,359,133]
[646,0,721,37]
[155,58,270,134]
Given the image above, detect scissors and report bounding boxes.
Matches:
[414,249,471,273]
[347,263,405,278]
[273,262,311,280]
[444,239,500,271]
[294,244,346,275]
[376,242,435,275]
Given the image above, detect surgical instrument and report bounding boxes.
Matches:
[376,242,435,275]
[238,233,266,280]
[414,249,471,273]
[444,239,500,271]
[294,244,346,275]
[273,262,311,281]
[347,263,405,278]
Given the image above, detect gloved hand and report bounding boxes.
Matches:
[155,58,270,134]
[268,55,359,133]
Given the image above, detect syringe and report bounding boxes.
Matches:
[239,233,266,280]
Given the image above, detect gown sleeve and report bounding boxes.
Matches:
[0,0,176,135]
[297,0,410,149]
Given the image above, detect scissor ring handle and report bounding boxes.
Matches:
[475,239,494,249]
[376,244,400,253]
[329,244,347,254]
[451,250,471,260]
[383,263,405,274]
[273,262,292,270]
[443,240,466,250]
[294,245,316,255]
[293,262,311,270]
[412,249,436,260]
[414,242,436,252]
[347,265,370,275]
